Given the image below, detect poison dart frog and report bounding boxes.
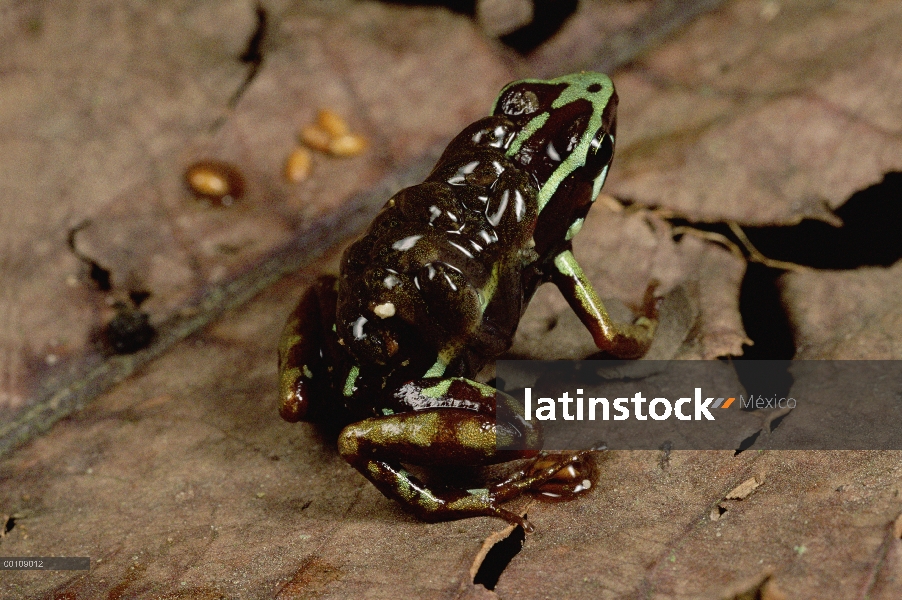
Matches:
[278,73,658,531]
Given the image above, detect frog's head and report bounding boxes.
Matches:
[492,73,617,247]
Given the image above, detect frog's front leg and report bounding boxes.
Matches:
[338,378,583,531]
[551,249,658,359]
[278,275,340,423]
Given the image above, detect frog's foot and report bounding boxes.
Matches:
[338,404,542,531]
[528,452,596,500]
[489,451,595,502]
[552,249,657,359]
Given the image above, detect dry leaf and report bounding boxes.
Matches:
[608,0,902,225]
[3,0,902,598]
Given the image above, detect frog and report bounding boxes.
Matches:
[278,72,658,532]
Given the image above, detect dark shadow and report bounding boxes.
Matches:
[743,172,902,269]
[379,0,476,14]
[472,522,527,590]
[734,430,760,456]
[380,1,579,54]
[500,0,579,54]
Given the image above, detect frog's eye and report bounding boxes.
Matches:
[584,129,614,176]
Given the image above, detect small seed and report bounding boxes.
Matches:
[328,133,368,157]
[300,124,332,152]
[317,109,349,138]
[184,161,244,206]
[284,147,312,183]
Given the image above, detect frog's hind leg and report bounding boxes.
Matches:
[551,249,658,359]
[278,275,340,423]
[339,408,534,530]
[338,378,548,530]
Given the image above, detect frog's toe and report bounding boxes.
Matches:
[641,279,663,321]
[531,452,596,500]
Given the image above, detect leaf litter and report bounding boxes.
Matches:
[2,0,902,598]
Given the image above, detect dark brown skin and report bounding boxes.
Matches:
[278,73,658,531]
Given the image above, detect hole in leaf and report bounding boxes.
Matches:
[128,290,151,308]
[229,4,268,107]
[727,573,783,600]
[500,0,579,54]
[3,516,14,534]
[379,1,577,54]
[239,4,267,66]
[101,303,156,355]
[472,522,526,590]
[717,505,727,517]
[732,263,794,440]
[87,262,113,292]
[669,172,902,271]
[380,0,477,15]
[67,221,113,292]
[668,170,902,364]
[737,263,795,361]
[743,172,902,269]
[769,411,791,433]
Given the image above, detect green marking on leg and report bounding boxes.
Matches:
[343,365,359,397]
[424,359,447,379]
[553,249,579,277]
[554,249,606,316]
[479,262,501,313]
[421,378,496,400]
[468,380,498,398]
[421,379,453,399]
[424,347,458,378]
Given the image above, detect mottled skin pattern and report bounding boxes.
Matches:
[278,73,658,531]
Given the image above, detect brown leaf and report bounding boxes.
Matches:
[607,1,902,225]
[4,0,902,598]
[781,261,902,359]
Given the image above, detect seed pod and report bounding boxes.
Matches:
[284,147,312,183]
[328,134,368,157]
[317,109,349,138]
[300,124,332,153]
[184,161,244,206]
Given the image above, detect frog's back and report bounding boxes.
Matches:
[336,115,541,368]
[334,72,617,372]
